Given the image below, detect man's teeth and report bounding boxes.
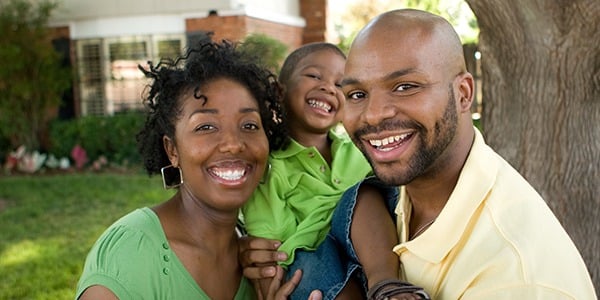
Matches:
[308,99,331,112]
[214,169,245,180]
[369,133,410,147]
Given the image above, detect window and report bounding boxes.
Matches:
[157,39,182,61]
[77,40,105,116]
[76,35,183,116]
[106,39,148,113]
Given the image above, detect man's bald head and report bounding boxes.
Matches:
[350,9,467,75]
[341,8,476,187]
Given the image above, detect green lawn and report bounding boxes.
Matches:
[0,172,173,299]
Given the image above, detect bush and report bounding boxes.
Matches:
[49,112,145,167]
[0,135,10,165]
[239,33,288,74]
[0,0,71,151]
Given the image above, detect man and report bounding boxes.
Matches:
[334,8,596,299]
[240,9,596,300]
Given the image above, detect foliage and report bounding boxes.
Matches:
[0,135,10,167]
[405,0,478,43]
[239,33,288,74]
[49,112,146,167]
[332,0,396,53]
[331,0,479,51]
[472,117,482,131]
[0,173,171,299]
[0,0,71,151]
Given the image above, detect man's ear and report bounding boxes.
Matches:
[457,72,474,113]
[163,135,179,167]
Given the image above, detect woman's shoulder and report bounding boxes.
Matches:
[111,207,159,229]
[77,208,171,298]
[90,208,165,258]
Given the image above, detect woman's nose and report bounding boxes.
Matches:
[218,131,246,153]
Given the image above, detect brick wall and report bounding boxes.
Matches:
[185,0,330,51]
[300,0,327,44]
[49,26,70,40]
[186,15,303,51]
[246,17,303,51]
[186,15,248,43]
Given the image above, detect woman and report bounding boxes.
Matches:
[75,40,297,299]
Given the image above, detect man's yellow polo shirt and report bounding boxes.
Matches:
[393,128,596,299]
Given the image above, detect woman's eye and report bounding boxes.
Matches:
[243,122,260,131]
[195,124,215,132]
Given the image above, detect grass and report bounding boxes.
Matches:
[0,172,174,299]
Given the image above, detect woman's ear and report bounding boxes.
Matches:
[163,135,179,167]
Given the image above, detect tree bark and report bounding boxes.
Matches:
[465,0,599,294]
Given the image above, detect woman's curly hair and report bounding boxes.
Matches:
[136,40,288,176]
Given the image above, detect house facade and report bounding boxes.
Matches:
[47,0,327,117]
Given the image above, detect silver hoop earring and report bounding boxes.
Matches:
[260,163,271,184]
[161,165,183,189]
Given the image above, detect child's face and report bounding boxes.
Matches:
[284,49,345,136]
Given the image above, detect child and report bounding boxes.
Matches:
[241,42,430,300]
[241,42,371,299]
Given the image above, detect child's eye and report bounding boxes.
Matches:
[305,73,320,80]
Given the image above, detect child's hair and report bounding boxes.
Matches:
[278,42,346,87]
[136,40,288,175]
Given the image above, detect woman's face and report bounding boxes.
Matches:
[165,77,269,212]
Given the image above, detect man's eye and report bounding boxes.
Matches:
[347,91,366,101]
[395,83,417,91]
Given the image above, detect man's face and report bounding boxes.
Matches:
[341,27,460,186]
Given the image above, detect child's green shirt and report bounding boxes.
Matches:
[242,128,372,266]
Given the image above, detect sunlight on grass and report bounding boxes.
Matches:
[0,172,170,300]
[1,239,42,267]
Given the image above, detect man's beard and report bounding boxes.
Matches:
[352,85,458,186]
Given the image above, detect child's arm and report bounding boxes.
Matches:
[351,184,430,300]
[238,236,325,300]
[350,184,400,289]
[238,236,287,297]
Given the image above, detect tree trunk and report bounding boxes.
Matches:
[465,0,599,293]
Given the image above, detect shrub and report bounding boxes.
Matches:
[0,135,10,165]
[239,33,288,74]
[49,112,145,167]
[0,0,71,151]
